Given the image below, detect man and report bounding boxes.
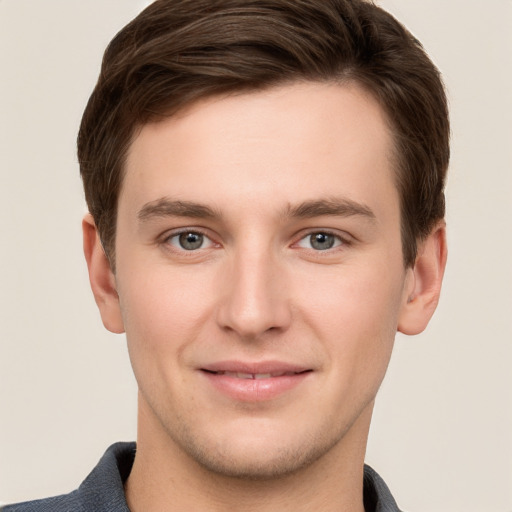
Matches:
[3,0,449,510]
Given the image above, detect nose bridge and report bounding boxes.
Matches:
[216,238,290,338]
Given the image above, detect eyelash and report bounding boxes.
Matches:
[162,229,217,252]
[295,230,348,252]
[160,228,351,254]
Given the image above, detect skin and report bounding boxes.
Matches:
[84,82,447,511]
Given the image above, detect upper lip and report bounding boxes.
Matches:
[200,360,311,376]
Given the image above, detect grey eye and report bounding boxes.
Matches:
[178,232,204,250]
[167,230,215,252]
[296,232,343,251]
[309,233,336,250]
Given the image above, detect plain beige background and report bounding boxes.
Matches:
[1,1,511,510]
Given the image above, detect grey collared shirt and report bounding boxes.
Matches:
[3,442,402,511]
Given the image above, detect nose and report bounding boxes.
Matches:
[216,248,292,340]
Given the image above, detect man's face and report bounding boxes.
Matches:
[113,82,413,478]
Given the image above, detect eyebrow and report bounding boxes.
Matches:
[137,196,376,224]
[287,197,376,222]
[138,198,221,222]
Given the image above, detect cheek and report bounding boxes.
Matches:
[300,257,404,325]
[296,259,405,368]
[117,270,218,418]
[117,267,216,370]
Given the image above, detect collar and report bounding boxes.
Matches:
[7,442,401,511]
[81,442,402,512]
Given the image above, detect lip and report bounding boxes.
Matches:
[199,360,313,402]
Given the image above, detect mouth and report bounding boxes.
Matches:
[203,370,309,380]
[199,362,312,401]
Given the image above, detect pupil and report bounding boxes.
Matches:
[179,232,203,250]
[311,233,334,250]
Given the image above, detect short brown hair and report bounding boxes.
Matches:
[78,0,449,268]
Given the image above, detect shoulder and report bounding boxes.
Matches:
[2,442,135,512]
[1,490,83,512]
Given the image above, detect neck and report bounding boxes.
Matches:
[125,396,373,512]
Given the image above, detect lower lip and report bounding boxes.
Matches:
[200,371,311,402]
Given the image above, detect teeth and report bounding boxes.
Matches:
[221,371,253,379]
[217,371,296,379]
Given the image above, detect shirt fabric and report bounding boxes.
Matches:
[2,442,403,511]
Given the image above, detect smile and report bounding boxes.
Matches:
[207,371,302,379]
[200,363,312,402]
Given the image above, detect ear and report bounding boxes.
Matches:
[398,221,447,335]
[82,214,125,334]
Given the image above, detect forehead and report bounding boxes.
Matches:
[121,82,397,220]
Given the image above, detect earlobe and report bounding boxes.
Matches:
[397,222,447,335]
[82,214,125,334]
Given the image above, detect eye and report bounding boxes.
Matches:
[297,232,343,251]
[167,231,214,251]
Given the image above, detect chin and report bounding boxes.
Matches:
[171,419,345,481]
[187,443,329,481]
